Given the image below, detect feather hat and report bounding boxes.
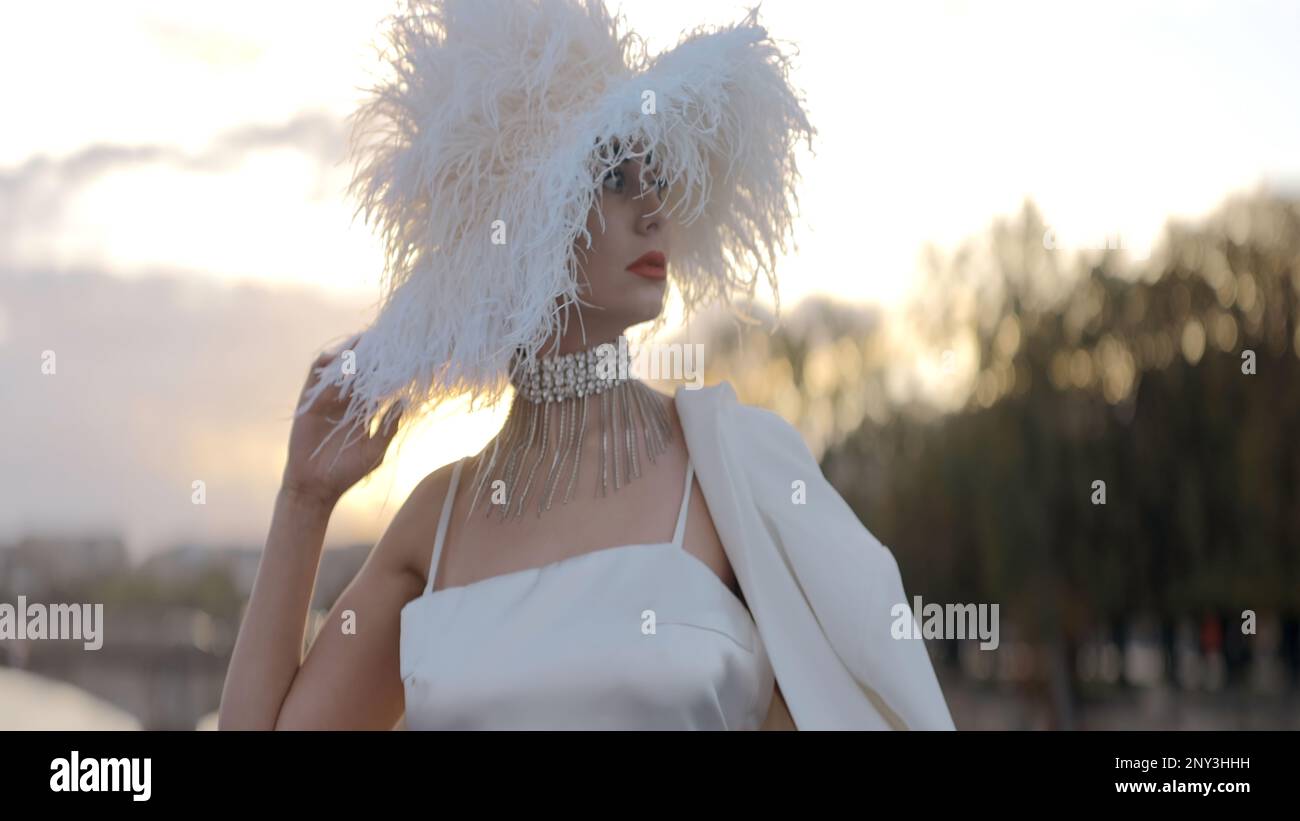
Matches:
[298,0,815,452]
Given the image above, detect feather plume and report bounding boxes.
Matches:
[297,0,815,459]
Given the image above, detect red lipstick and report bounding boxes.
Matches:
[626,250,667,280]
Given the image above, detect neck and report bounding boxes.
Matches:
[469,333,672,520]
[505,332,633,438]
[534,325,627,358]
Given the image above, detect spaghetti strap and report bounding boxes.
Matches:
[670,459,694,548]
[425,457,465,595]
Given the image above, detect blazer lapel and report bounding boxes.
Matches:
[676,380,956,730]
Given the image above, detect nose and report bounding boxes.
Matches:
[635,181,664,236]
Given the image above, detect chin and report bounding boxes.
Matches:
[631,291,668,325]
[605,304,663,330]
[594,281,666,327]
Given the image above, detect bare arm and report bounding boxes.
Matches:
[218,335,412,730]
[219,486,336,729]
[269,469,446,729]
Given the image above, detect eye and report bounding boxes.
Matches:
[645,149,668,192]
[602,167,625,194]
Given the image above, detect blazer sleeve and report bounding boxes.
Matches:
[678,381,956,730]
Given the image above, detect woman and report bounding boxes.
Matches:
[219,0,954,730]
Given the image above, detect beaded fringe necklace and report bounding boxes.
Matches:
[465,336,674,521]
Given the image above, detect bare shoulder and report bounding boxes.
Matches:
[374,458,464,586]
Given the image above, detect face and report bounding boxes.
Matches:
[553,154,674,352]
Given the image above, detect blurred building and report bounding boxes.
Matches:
[0,535,129,594]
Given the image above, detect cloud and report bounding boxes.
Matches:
[0,111,350,258]
[0,266,387,557]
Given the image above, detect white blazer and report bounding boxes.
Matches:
[675,381,957,730]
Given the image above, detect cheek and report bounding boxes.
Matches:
[582,205,634,275]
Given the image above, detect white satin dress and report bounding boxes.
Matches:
[400,455,775,730]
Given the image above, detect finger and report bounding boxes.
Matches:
[311,330,365,371]
[302,356,339,401]
[300,365,352,412]
[333,331,364,359]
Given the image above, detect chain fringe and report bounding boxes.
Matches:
[465,379,673,522]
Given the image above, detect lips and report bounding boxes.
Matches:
[626,250,667,280]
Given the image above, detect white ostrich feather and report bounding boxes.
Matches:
[297,0,815,457]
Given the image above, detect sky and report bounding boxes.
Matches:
[2,0,1298,555]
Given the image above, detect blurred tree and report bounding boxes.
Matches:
[692,190,1300,726]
